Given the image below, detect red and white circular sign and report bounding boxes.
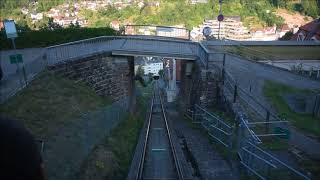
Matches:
[217,14,224,22]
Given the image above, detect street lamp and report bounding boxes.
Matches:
[217,0,224,40]
[4,20,27,87]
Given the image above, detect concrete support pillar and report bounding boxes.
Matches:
[128,56,136,114]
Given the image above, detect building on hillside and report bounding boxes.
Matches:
[189,0,208,4]
[110,20,120,31]
[0,21,4,30]
[143,57,163,75]
[292,18,320,42]
[278,24,291,38]
[30,13,43,21]
[156,27,189,38]
[198,16,249,40]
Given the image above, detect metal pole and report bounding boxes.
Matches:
[11,38,24,88]
[218,1,222,40]
[222,53,225,83]
[266,111,270,133]
[233,84,237,103]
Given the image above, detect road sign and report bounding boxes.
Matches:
[4,20,18,39]
[274,126,290,139]
[218,14,224,22]
[10,54,23,64]
[203,26,212,37]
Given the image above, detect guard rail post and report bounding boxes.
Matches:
[233,84,238,103]
[266,111,270,133]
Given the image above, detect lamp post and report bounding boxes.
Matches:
[3,20,24,88]
[217,0,224,40]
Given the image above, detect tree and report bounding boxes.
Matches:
[137,65,145,76]
[279,31,294,40]
[47,18,62,30]
[158,69,164,77]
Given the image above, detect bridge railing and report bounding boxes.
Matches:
[46,36,199,66]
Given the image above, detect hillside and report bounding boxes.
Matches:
[1,0,318,31]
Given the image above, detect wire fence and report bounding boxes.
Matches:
[0,53,47,103]
[43,98,129,180]
[238,140,310,180]
[222,68,289,139]
[223,44,320,80]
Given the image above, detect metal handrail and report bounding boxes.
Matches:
[46,35,198,49]
[195,104,232,129]
[246,141,311,180]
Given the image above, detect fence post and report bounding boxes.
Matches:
[266,110,270,133]
[233,84,237,103]
[222,54,225,84]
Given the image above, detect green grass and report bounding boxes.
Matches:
[209,107,235,126]
[0,71,111,138]
[261,137,289,150]
[76,83,152,180]
[0,27,117,50]
[263,80,320,138]
[211,45,320,61]
[297,158,320,179]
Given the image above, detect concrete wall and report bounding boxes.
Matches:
[48,53,129,102]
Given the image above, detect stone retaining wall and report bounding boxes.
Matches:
[49,53,129,101]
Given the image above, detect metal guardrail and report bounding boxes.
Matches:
[193,104,233,148]
[239,140,310,180]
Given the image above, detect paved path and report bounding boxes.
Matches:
[221,54,320,159]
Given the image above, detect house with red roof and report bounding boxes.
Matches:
[292,18,320,42]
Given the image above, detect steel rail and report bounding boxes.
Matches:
[136,85,155,180]
[136,83,183,180]
[158,87,184,180]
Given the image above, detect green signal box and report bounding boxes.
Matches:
[10,54,23,64]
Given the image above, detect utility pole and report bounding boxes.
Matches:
[218,0,223,40]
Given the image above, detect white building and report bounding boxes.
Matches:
[144,61,163,75]
[135,57,163,76]
[30,13,43,20]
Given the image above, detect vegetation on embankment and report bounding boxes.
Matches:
[0,27,117,50]
[0,71,111,138]
[76,83,152,180]
[215,45,320,61]
[263,80,320,138]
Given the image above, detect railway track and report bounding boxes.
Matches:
[136,82,183,180]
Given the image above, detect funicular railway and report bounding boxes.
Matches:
[136,82,183,180]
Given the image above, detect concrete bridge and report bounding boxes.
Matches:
[1,34,320,180]
[46,36,201,65]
